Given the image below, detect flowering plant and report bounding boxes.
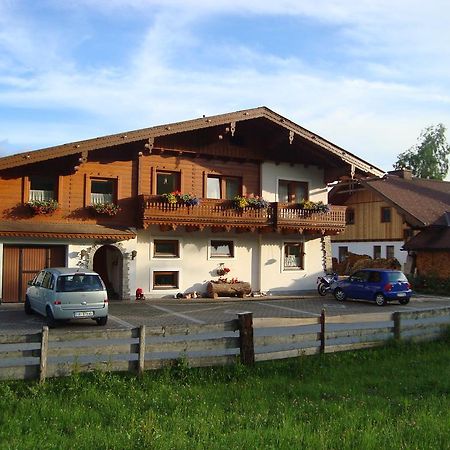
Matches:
[212,277,242,284]
[233,194,269,209]
[90,202,121,216]
[299,200,330,213]
[26,199,59,215]
[161,191,200,206]
[216,265,231,276]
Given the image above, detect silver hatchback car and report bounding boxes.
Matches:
[25,268,109,327]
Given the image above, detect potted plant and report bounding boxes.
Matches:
[216,264,231,276]
[26,199,59,215]
[233,194,269,210]
[161,191,200,206]
[299,200,330,213]
[90,202,121,216]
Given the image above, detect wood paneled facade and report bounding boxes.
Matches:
[332,188,406,242]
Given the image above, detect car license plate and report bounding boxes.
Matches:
[397,293,406,297]
[74,311,94,318]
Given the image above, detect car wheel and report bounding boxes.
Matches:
[375,293,386,306]
[96,316,108,326]
[317,283,328,296]
[46,306,57,328]
[399,297,410,305]
[24,297,33,315]
[334,288,346,302]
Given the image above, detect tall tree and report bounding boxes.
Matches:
[393,124,450,180]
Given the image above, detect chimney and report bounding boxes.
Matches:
[388,169,413,180]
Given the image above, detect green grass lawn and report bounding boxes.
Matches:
[1,336,449,450]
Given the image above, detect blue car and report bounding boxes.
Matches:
[333,269,412,306]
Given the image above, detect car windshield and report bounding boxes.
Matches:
[56,274,104,292]
[386,272,408,283]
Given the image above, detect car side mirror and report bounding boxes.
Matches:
[27,280,33,286]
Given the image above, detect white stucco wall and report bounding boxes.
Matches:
[261,161,327,203]
[331,241,408,268]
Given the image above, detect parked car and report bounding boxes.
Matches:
[25,268,109,326]
[333,269,412,306]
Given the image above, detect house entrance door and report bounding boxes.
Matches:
[93,245,123,300]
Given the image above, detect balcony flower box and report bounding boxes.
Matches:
[161,191,200,206]
[90,202,120,216]
[26,199,59,215]
[233,194,269,210]
[299,200,330,213]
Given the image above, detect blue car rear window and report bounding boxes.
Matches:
[386,272,408,282]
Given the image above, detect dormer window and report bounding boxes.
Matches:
[29,176,56,201]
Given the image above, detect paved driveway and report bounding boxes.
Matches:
[1,293,450,333]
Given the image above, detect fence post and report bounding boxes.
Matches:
[138,325,146,376]
[320,309,326,354]
[393,312,401,340]
[39,326,49,383]
[237,312,254,365]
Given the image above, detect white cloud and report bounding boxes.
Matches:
[0,0,449,174]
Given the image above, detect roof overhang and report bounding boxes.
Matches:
[0,222,136,241]
[0,106,384,179]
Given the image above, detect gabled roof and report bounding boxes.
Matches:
[0,106,384,177]
[363,174,450,227]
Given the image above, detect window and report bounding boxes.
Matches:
[41,272,54,289]
[156,171,180,195]
[154,240,180,258]
[283,242,304,270]
[346,208,355,225]
[153,271,179,289]
[206,176,241,200]
[368,271,382,283]
[278,180,308,203]
[29,176,56,201]
[210,240,234,258]
[373,245,381,259]
[91,179,116,205]
[338,246,348,263]
[386,245,395,259]
[381,207,391,223]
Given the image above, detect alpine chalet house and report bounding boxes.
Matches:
[0,107,383,302]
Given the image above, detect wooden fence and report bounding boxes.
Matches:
[1,307,449,382]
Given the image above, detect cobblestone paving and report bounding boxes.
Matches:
[1,294,449,332]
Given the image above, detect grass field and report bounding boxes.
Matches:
[1,336,449,450]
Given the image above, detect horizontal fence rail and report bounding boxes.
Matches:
[0,308,449,381]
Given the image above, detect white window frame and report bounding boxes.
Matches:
[208,239,235,259]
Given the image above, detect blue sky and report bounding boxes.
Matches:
[1,0,449,174]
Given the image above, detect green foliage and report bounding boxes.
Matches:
[1,339,449,449]
[408,273,450,296]
[26,199,59,215]
[394,123,450,180]
[90,202,120,216]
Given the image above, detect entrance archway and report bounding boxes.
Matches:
[93,245,123,300]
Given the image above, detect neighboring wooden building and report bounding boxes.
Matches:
[0,107,383,302]
[330,169,450,276]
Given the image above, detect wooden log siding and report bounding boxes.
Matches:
[1,308,449,381]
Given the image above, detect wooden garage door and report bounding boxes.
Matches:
[2,245,66,303]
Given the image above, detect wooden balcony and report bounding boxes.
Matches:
[139,196,346,234]
[276,204,347,234]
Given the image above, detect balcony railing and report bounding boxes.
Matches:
[276,204,347,232]
[139,196,346,233]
